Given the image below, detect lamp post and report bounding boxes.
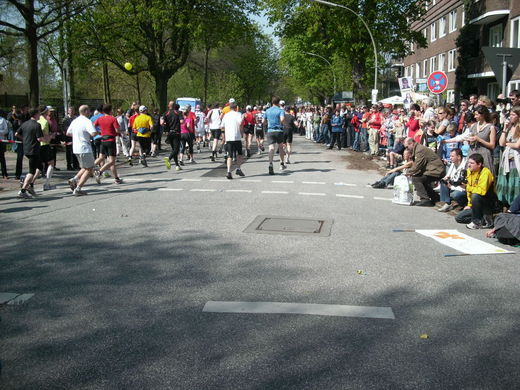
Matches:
[303,51,337,102]
[311,0,378,104]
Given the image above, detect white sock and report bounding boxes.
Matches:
[45,165,54,186]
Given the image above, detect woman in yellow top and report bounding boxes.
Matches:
[132,105,154,167]
[455,153,495,229]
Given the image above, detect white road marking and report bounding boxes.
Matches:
[203,301,395,319]
[0,293,19,304]
[298,192,326,196]
[158,188,184,191]
[7,294,34,305]
[225,189,253,193]
[209,179,228,182]
[336,194,364,199]
[241,179,262,182]
[262,191,289,194]
[190,189,217,192]
[334,182,356,186]
[302,181,326,185]
[373,197,393,201]
[272,180,294,184]
[181,178,202,182]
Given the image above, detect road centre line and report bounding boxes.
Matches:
[262,190,289,194]
[203,301,395,319]
[334,183,357,186]
[272,180,294,184]
[373,197,393,201]
[298,192,326,196]
[181,178,202,182]
[190,189,217,192]
[302,181,326,185]
[241,179,262,182]
[336,194,364,199]
[158,188,184,191]
[225,189,252,193]
[209,179,228,182]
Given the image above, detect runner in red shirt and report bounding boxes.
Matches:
[93,104,122,184]
[242,105,255,157]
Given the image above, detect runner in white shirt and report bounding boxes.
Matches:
[221,102,245,179]
[66,105,98,196]
[194,104,206,153]
[208,103,223,161]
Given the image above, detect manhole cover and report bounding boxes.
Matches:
[244,215,333,236]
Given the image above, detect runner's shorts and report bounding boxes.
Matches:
[76,152,95,169]
[39,144,53,163]
[210,129,222,139]
[25,154,43,174]
[225,140,243,158]
[267,131,284,145]
[137,136,152,154]
[283,130,293,144]
[100,141,117,157]
[255,128,264,139]
[244,124,255,135]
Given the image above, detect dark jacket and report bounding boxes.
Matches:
[407,142,445,178]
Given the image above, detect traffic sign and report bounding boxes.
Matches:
[427,71,448,94]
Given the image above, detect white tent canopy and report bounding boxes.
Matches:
[378,95,404,104]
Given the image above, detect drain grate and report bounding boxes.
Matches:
[244,215,333,236]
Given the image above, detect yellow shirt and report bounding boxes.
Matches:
[132,114,154,138]
[38,117,50,146]
[222,105,239,116]
[466,167,494,207]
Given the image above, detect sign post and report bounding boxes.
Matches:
[482,47,520,96]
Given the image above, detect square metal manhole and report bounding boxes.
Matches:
[244,215,333,236]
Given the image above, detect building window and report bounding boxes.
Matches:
[509,80,520,94]
[448,49,456,71]
[447,90,455,103]
[439,17,446,38]
[489,24,503,47]
[511,17,520,48]
[430,56,437,72]
[423,59,428,77]
[438,53,446,71]
[416,63,421,79]
[423,28,427,39]
[487,82,499,100]
[431,22,436,41]
[461,9,465,27]
[449,10,457,32]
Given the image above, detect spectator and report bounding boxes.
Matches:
[367,105,382,155]
[421,98,436,123]
[407,104,421,142]
[0,110,9,179]
[437,148,467,212]
[434,106,453,136]
[485,194,520,245]
[496,107,520,207]
[405,137,445,207]
[371,149,413,188]
[386,136,405,169]
[468,94,478,112]
[508,90,520,109]
[328,109,343,150]
[455,153,494,229]
[437,123,459,163]
[420,120,438,152]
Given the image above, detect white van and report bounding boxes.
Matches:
[176,97,202,111]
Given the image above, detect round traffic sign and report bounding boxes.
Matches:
[427,71,448,94]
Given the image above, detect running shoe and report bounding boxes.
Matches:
[236,168,245,177]
[115,177,123,184]
[27,187,37,197]
[260,146,265,151]
[68,178,77,191]
[179,160,184,166]
[94,170,102,184]
[210,155,215,162]
[43,183,54,191]
[103,171,111,178]
[164,157,171,170]
[127,157,133,165]
[246,149,250,158]
[286,158,291,164]
[18,190,32,199]
[140,158,148,167]
[226,172,233,180]
[73,188,88,196]
[175,165,182,171]
[280,163,286,171]
[268,165,274,175]
[218,149,223,154]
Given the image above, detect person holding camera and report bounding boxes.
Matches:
[454,153,495,229]
[496,107,520,207]
[437,148,467,212]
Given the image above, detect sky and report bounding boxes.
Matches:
[251,12,280,49]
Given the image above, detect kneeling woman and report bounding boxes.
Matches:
[455,153,495,229]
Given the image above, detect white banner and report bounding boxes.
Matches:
[415,229,514,255]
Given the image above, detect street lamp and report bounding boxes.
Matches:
[310,0,378,104]
[303,51,337,100]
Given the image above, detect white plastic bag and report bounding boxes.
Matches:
[392,175,414,205]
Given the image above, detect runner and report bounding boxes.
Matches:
[15,107,44,199]
[162,101,182,171]
[66,105,98,196]
[208,103,222,161]
[282,104,297,164]
[254,105,266,155]
[127,104,140,166]
[242,105,255,157]
[93,104,123,184]
[36,105,56,191]
[194,104,206,153]
[221,102,245,179]
[150,108,161,157]
[132,105,154,167]
[264,96,286,175]
[179,106,195,164]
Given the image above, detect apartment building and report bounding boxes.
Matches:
[403,0,520,102]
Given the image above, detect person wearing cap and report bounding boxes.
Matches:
[264,96,286,175]
[131,105,154,167]
[207,103,223,161]
[221,98,236,117]
[242,105,255,157]
[37,105,55,190]
[254,105,266,155]
[194,104,206,153]
[221,102,245,179]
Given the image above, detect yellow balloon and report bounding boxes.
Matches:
[124,62,133,71]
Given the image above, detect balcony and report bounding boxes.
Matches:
[467,0,510,25]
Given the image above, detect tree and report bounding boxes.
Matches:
[0,0,86,106]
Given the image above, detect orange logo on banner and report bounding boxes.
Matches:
[434,232,464,240]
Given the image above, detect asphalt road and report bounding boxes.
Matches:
[1,136,519,389]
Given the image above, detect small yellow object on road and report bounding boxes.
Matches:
[420,333,429,339]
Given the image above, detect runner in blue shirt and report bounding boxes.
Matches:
[264,96,286,175]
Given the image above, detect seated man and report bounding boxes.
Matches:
[485,193,520,245]
[404,137,445,206]
[372,149,413,188]
[437,148,467,212]
[386,136,405,169]
[455,153,495,229]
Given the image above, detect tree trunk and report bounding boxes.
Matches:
[102,62,111,103]
[135,72,142,104]
[26,23,39,107]
[203,46,210,105]
[153,72,168,113]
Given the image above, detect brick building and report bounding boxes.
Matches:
[402,0,520,103]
